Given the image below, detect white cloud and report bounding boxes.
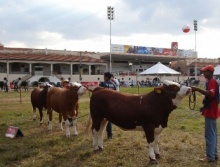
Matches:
[0,0,220,59]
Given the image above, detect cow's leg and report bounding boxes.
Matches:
[64,119,70,137]
[58,113,63,130]
[143,125,157,164]
[97,119,108,150]
[63,114,71,137]
[93,129,99,151]
[47,109,53,131]
[92,118,107,151]
[154,125,164,159]
[39,108,43,125]
[72,116,78,136]
[32,107,37,120]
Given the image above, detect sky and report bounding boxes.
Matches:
[0,0,220,58]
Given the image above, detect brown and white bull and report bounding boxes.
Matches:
[87,80,191,164]
[47,82,87,137]
[31,82,53,125]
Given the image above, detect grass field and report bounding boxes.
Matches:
[0,87,220,167]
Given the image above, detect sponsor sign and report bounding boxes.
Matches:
[5,126,24,138]
[171,42,178,51]
[111,44,124,53]
[81,82,99,86]
[178,50,196,57]
[111,44,177,56]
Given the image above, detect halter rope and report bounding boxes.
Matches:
[189,91,196,110]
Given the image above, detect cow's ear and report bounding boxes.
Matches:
[154,87,163,93]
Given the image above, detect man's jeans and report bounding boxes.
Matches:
[205,117,218,160]
[106,121,112,138]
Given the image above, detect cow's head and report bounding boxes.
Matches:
[154,80,191,107]
[41,82,53,89]
[69,82,87,96]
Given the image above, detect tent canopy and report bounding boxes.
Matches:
[139,62,180,75]
[214,65,220,75]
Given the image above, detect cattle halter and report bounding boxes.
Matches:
[189,91,196,110]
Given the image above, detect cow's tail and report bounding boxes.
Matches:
[85,113,92,134]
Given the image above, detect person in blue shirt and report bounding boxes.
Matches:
[99,72,116,139]
[111,74,120,92]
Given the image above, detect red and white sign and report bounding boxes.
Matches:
[5,126,24,138]
[171,42,178,51]
[81,82,99,86]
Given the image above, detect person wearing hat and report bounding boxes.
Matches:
[191,65,220,162]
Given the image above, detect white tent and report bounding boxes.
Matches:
[139,62,180,75]
[214,65,220,75]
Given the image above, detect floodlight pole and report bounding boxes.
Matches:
[79,52,82,82]
[107,6,114,73]
[194,19,198,78]
[110,19,112,73]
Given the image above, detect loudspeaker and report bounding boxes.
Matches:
[5,126,24,138]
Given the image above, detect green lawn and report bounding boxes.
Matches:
[0,87,219,167]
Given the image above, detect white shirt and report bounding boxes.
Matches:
[114,79,120,92]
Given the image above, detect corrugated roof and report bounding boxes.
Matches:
[0,52,106,63]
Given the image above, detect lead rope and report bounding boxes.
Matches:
[189,91,196,110]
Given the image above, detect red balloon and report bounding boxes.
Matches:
[182,24,190,33]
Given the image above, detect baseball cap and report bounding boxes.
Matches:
[200,65,215,72]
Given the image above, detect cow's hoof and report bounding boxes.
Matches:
[98,146,103,151]
[93,149,100,153]
[155,154,161,159]
[149,159,158,165]
[93,147,103,153]
[149,157,158,165]
[93,150,98,153]
[39,123,42,127]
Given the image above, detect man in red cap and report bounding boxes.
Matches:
[191,65,220,162]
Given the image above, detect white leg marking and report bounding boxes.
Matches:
[72,118,78,136]
[59,122,63,130]
[154,134,160,155]
[39,119,43,124]
[97,120,108,150]
[33,109,36,120]
[93,129,99,151]
[48,121,52,131]
[65,119,70,137]
[154,125,163,155]
[149,142,156,160]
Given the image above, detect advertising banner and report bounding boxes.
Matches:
[171,42,178,51]
[124,45,138,53]
[137,47,150,54]
[111,44,180,56]
[111,44,124,53]
[81,82,99,86]
[179,50,195,57]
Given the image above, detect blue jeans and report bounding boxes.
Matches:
[205,117,218,160]
[106,121,112,138]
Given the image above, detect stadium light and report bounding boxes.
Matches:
[193,19,198,78]
[107,6,114,73]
